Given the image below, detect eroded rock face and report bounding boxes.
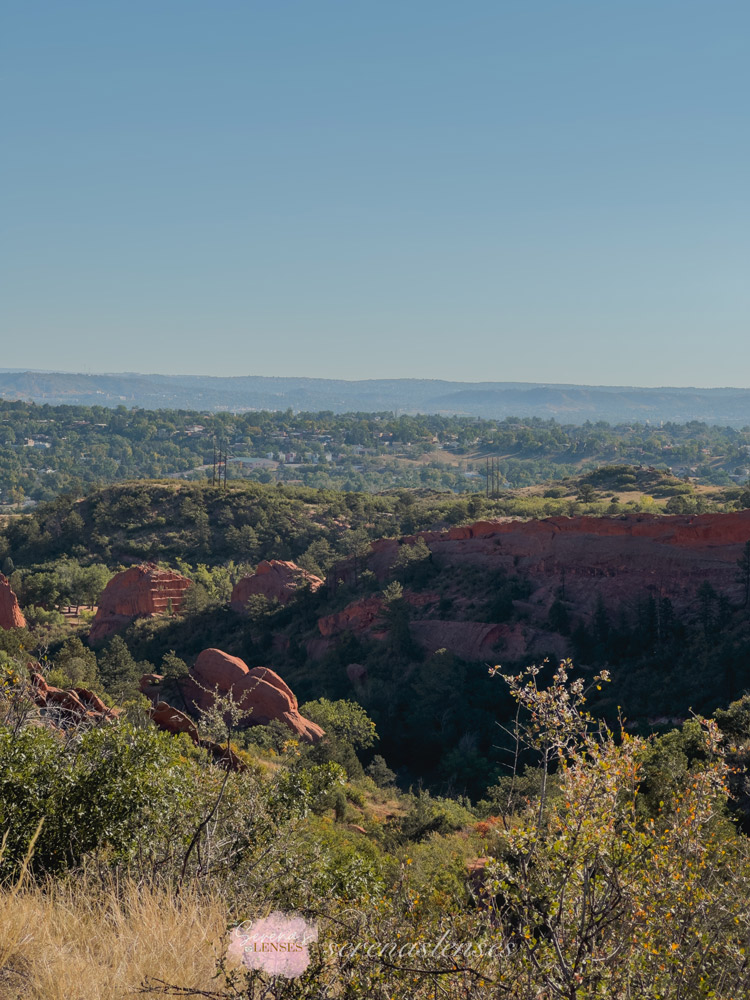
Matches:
[408,620,516,661]
[89,564,192,642]
[317,592,437,639]
[230,560,323,611]
[315,510,750,663]
[29,671,118,723]
[142,648,324,744]
[318,596,387,639]
[0,574,26,630]
[337,510,750,619]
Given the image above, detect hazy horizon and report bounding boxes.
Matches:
[2,367,750,392]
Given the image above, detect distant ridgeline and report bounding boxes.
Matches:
[3,371,750,425]
[0,395,749,503]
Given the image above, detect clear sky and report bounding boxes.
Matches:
[2,1,748,386]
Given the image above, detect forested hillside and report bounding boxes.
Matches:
[1,398,749,505]
[3,470,750,996]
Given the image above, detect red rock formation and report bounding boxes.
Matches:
[89,564,192,642]
[318,591,437,639]
[142,648,324,744]
[334,510,750,621]
[408,620,517,661]
[29,671,118,723]
[150,701,247,771]
[318,596,387,638]
[0,573,26,629]
[423,511,750,617]
[150,700,198,738]
[230,560,323,612]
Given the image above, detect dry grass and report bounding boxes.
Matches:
[0,876,227,1000]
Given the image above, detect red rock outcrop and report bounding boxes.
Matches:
[29,671,118,724]
[0,574,26,629]
[150,701,247,771]
[317,591,437,639]
[142,648,324,744]
[231,560,323,612]
[408,620,516,661]
[318,596,388,639]
[335,510,750,621]
[89,564,192,642]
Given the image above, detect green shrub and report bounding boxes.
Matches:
[0,722,198,879]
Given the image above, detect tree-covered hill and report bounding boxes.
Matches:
[2,470,748,573]
[1,398,749,505]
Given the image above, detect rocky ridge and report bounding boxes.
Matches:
[317,510,750,667]
[350,510,750,617]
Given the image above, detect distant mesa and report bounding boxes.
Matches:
[89,563,192,642]
[230,560,323,611]
[0,573,26,630]
[4,371,750,426]
[142,647,324,744]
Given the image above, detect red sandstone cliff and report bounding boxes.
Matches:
[230,560,323,611]
[313,510,750,666]
[0,574,25,630]
[340,510,750,620]
[89,563,192,642]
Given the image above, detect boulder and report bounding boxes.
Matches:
[150,700,199,739]
[0,573,26,629]
[193,647,251,692]
[150,701,246,772]
[230,560,323,611]
[28,671,118,723]
[144,648,324,744]
[89,563,192,642]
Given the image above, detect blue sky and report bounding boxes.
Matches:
[2,1,748,385]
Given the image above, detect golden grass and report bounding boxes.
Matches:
[0,876,227,1000]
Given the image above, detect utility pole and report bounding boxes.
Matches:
[485,457,502,498]
[213,438,229,487]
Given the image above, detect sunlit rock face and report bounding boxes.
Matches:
[0,573,26,630]
[89,564,192,641]
[142,647,325,744]
[230,560,323,611]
